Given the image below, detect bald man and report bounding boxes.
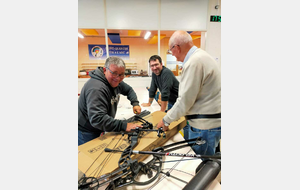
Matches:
[156,31,221,156]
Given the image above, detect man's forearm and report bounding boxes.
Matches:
[160,101,168,112]
[149,98,154,105]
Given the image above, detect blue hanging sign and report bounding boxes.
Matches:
[109,45,130,59]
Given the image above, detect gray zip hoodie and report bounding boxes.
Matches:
[78,67,139,134]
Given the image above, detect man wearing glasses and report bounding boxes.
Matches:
[157,31,221,157]
[141,55,179,112]
[78,56,142,146]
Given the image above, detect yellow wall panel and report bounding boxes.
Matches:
[147,35,166,44]
[191,35,201,40]
[80,29,99,36]
[128,30,141,36]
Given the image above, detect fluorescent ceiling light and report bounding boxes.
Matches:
[144,31,151,39]
[78,33,84,38]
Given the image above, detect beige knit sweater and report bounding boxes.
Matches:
[163,48,221,130]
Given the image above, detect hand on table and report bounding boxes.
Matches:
[141,103,151,107]
[126,123,143,132]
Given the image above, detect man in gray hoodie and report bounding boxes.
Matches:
[78,57,142,146]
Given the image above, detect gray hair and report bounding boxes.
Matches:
[104,56,126,69]
[169,31,193,47]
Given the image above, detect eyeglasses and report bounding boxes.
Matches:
[150,63,160,68]
[168,44,179,53]
[106,67,125,78]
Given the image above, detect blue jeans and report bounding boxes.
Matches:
[165,102,174,112]
[78,130,100,146]
[168,102,174,110]
[183,124,221,156]
[154,92,160,102]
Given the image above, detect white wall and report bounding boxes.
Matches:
[78,0,105,28]
[205,0,221,66]
[161,0,208,31]
[106,0,159,30]
[78,0,209,31]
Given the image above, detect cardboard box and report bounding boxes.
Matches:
[78,111,186,178]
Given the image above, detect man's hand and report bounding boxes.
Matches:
[141,98,154,107]
[133,105,142,114]
[126,123,143,132]
[157,119,169,131]
[141,103,151,107]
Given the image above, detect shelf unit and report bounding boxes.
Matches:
[80,63,104,71]
[125,63,137,70]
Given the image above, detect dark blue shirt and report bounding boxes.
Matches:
[149,66,179,104]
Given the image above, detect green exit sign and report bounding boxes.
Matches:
[210,15,221,22]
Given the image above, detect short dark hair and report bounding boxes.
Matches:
[149,55,162,64]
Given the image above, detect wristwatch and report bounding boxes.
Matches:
[163,118,170,126]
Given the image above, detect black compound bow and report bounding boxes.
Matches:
[78,112,221,190]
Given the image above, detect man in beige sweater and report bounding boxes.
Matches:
[157,31,221,156]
